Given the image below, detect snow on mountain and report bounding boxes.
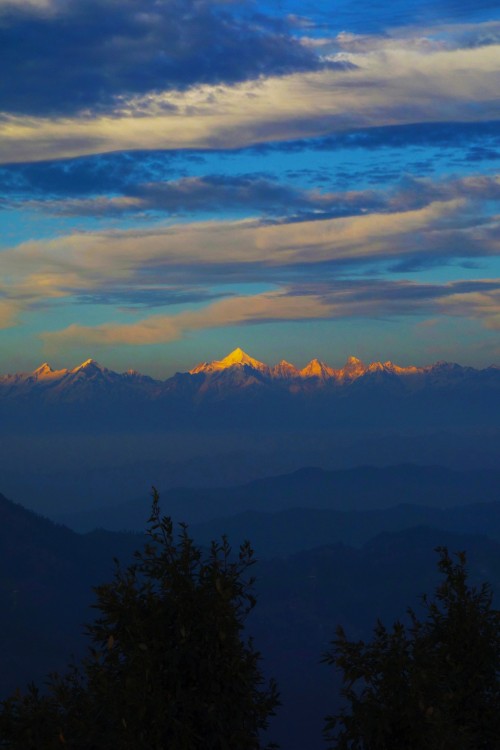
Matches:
[341,356,367,380]
[271,360,300,379]
[190,347,269,375]
[30,363,69,382]
[69,358,104,374]
[0,350,498,415]
[299,358,337,380]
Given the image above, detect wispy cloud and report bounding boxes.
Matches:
[15,176,385,218]
[1,121,499,203]
[10,173,500,220]
[2,4,500,367]
[1,179,498,320]
[41,279,500,349]
[1,40,499,162]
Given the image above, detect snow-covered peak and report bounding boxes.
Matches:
[34,362,52,374]
[382,361,422,376]
[271,360,300,379]
[341,356,367,378]
[367,361,385,373]
[70,358,105,374]
[31,363,68,381]
[190,348,268,374]
[300,358,336,379]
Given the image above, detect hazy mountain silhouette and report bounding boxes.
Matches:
[58,463,500,530]
[2,491,500,750]
[0,491,140,694]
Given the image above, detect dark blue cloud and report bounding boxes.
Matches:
[75,287,232,308]
[0,151,182,197]
[25,174,386,218]
[0,0,322,116]
[250,121,500,154]
[14,171,500,225]
[288,277,500,313]
[1,121,499,200]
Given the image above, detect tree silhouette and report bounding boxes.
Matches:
[323,547,500,749]
[0,490,279,749]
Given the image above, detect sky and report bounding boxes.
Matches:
[0,0,499,376]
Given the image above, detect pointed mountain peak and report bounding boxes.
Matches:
[190,348,268,374]
[71,358,105,374]
[367,361,384,371]
[33,362,53,375]
[300,358,336,379]
[31,362,68,381]
[342,356,367,378]
[220,348,267,368]
[271,360,300,379]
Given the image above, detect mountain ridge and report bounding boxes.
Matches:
[0,348,498,431]
[2,347,498,388]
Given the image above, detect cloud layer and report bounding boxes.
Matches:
[0,0,321,117]
[1,2,500,369]
[1,35,499,163]
[41,279,500,349]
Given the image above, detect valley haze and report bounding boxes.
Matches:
[0,347,498,519]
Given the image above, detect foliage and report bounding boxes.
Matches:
[0,490,279,749]
[323,547,500,749]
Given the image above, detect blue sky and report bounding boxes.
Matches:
[0,0,499,376]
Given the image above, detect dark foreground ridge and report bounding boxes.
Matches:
[1,490,500,749]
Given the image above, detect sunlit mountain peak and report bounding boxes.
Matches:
[300,358,336,379]
[190,347,268,374]
[271,360,300,379]
[31,362,68,381]
[382,361,421,375]
[221,348,265,367]
[342,356,367,378]
[33,362,53,375]
[70,358,104,374]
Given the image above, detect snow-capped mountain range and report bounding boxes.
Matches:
[0,348,498,430]
[189,348,423,382]
[1,346,498,395]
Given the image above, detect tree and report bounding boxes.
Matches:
[0,490,279,749]
[322,547,500,749]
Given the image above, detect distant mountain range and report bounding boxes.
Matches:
[0,348,498,430]
[58,463,500,531]
[3,489,500,750]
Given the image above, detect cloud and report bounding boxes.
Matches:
[1,187,498,317]
[76,287,232,309]
[1,120,499,202]
[17,176,387,218]
[0,0,321,117]
[11,172,500,221]
[1,40,499,163]
[40,278,500,348]
[250,119,500,156]
[0,0,54,10]
[0,298,20,329]
[440,288,500,329]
